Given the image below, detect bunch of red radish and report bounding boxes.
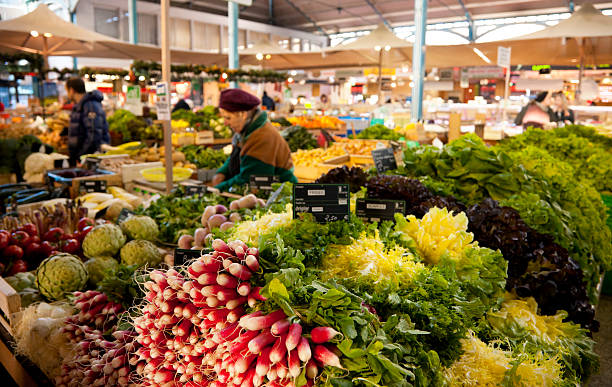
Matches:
[56,329,139,387]
[65,290,124,331]
[132,238,344,387]
[57,291,140,387]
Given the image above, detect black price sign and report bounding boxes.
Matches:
[250,175,279,192]
[54,159,69,169]
[293,183,350,223]
[184,185,209,196]
[356,198,405,223]
[371,148,397,173]
[84,157,101,171]
[174,248,211,266]
[80,180,107,193]
[116,208,135,224]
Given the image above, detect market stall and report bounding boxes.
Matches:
[0,121,608,386]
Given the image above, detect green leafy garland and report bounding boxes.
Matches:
[131,60,287,83]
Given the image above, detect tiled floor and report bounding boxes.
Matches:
[589,295,612,386]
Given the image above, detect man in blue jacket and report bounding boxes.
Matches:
[66,77,110,165]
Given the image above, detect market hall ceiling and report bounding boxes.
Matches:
[143,0,612,34]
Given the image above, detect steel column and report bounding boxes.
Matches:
[129,0,138,44]
[228,2,240,66]
[70,11,78,70]
[161,0,173,193]
[411,0,427,122]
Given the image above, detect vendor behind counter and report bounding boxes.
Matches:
[212,89,297,191]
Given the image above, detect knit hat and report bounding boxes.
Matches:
[219,89,261,112]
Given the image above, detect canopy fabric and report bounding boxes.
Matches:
[240,41,293,55]
[240,25,413,70]
[507,3,612,40]
[0,4,224,65]
[333,24,411,50]
[424,4,612,68]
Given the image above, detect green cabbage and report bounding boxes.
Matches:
[120,215,159,241]
[120,240,162,268]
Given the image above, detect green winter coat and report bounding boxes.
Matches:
[215,111,297,191]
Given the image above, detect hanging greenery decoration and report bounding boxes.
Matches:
[130,61,287,83]
[0,52,44,73]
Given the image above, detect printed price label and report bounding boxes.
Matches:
[293,183,350,223]
[371,148,397,173]
[184,185,209,196]
[250,175,279,192]
[174,248,209,266]
[80,180,107,193]
[83,157,101,171]
[356,198,405,223]
[116,208,135,224]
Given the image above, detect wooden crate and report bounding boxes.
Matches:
[0,277,20,335]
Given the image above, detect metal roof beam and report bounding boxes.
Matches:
[269,0,275,24]
[455,0,475,41]
[363,0,392,29]
[282,0,329,37]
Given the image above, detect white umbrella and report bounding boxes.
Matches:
[0,4,225,67]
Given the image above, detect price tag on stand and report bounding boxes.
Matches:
[195,131,215,145]
[293,183,350,223]
[174,248,210,266]
[356,199,405,223]
[250,175,279,192]
[116,208,135,224]
[371,148,397,173]
[156,82,171,121]
[79,180,107,193]
[54,159,69,169]
[184,185,209,196]
[83,157,101,171]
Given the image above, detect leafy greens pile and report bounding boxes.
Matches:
[399,134,611,302]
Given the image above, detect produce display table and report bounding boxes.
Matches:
[0,318,51,387]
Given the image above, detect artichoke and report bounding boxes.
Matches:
[82,223,126,258]
[120,215,159,241]
[36,253,88,301]
[120,240,162,268]
[84,256,119,286]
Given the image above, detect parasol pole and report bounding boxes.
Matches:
[577,37,585,104]
[377,49,383,104]
[161,0,173,194]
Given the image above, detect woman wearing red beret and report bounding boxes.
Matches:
[212,89,297,191]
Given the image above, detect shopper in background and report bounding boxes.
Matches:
[261,91,275,111]
[172,98,193,113]
[551,91,575,125]
[514,91,554,128]
[65,77,110,166]
[212,89,297,191]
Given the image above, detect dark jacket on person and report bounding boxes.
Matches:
[172,99,190,113]
[514,102,555,126]
[552,109,575,124]
[261,94,275,111]
[68,90,109,164]
[215,111,297,191]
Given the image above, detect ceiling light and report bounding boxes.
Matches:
[409,82,414,87]
[256,53,264,60]
[287,77,294,83]
[391,75,397,81]
[472,47,491,64]
[138,75,145,81]
[290,70,297,76]
[569,79,579,84]
[222,73,228,79]
[265,54,271,60]
[391,82,397,88]
[384,45,391,51]
[30,30,39,37]
[43,32,53,38]
[374,45,381,51]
